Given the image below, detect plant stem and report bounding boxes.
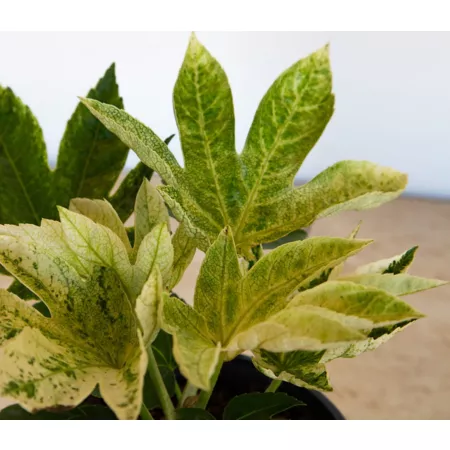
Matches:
[174,381,182,402]
[265,379,282,393]
[179,381,198,408]
[146,346,176,420]
[140,403,154,420]
[196,358,224,410]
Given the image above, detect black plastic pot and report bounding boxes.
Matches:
[204,355,345,420]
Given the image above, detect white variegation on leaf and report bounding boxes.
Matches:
[79,33,408,258]
[162,229,424,390]
[0,230,147,420]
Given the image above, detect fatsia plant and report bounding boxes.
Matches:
[0,180,174,420]
[79,33,407,259]
[0,64,174,297]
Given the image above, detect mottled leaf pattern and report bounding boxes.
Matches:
[53,64,129,207]
[253,349,332,391]
[133,179,169,251]
[0,86,55,224]
[355,246,418,275]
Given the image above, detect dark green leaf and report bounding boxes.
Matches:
[126,227,135,247]
[32,301,51,318]
[263,229,308,250]
[0,265,9,275]
[152,329,177,371]
[53,63,129,208]
[223,393,302,420]
[109,134,175,221]
[8,279,37,300]
[0,86,55,224]
[383,246,418,275]
[0,403,116,420]
[176,408,215,420]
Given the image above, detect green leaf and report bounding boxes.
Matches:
[0,86,55,224]
[263,229,308,250]
[339,273,447,296]
[290,281,424,326]
[162,294,221,390]
[194,227,242,342]
[223,393,301,420]
[238,161,407,252]
[173,32,245,226]
[169,222,197,290]
[176,408,215,420]
[253,349,332,391]
[0,403,117,420]
[109,134,175,222]
[134,179,169,251]
[151,329,177,372]
[355,246,418,275]
[32,301,51,318]
[79,97,183,187]
[69,198,131,253]
[8,279,37,300]
[241,45,334,206]
[135,268,162,346]
[53,64,129,208]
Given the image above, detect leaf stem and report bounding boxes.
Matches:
[179,381,199,408]
[196,358,224,410]
[174,381,182,402]
[140,403,154,420]
[265,379,282,393]
[146,346,176,420]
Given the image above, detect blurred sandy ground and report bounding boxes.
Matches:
[1,195,449,419]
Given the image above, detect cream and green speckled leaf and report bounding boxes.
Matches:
[339,273,447,296]
[290,281,424,327]
[69,198,131,253]
[133,179,169,251]
[194,227,243,342]
[173,33,245,227]
[355,246,418,275]
[135,268,162,346]
[227,305,367,354]
[79,97,183,187]
[162,294,220,390]
[253,349,332,391]
[132,223,173,293]
[0,265,147,420]
[169,222,196,290]
[80,36,408,257]
[238,236,372,327]
[58,207,133,295]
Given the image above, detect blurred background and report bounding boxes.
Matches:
[0,31,449,418]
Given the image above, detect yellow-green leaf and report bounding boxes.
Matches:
[194,227,242,342]
[162,294,220,390]
[69,198,131,253]
[355,246,418,275]
[290,281,424,326]
[173,32,245,226]
[340,273,447,296]
[169,222,196,290]
[133,179,169,251]
[135,268,162,346]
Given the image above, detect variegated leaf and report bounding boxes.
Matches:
[133,179,169,251]
[69,198,131,252]
[290,281,424,327]
[162,294,220,390]
[169,222,196,290]
[253,349,332,391]
[355,246,418,275]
